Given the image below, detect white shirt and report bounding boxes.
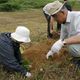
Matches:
[60,11,80,40]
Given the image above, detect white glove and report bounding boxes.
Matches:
[25,72,31,78]
[46,50,55,59]
[51,39,64,53]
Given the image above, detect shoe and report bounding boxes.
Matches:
[71,57,80,68]
[47,34,53,39]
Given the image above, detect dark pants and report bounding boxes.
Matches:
[43,11,61,38]
[57,23,61,31]
[43,11,53,38]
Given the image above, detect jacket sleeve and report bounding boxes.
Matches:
[14,48,23,65]
[0,41,27,76]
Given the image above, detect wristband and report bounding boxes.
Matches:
[63,40,66,45]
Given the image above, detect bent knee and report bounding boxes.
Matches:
[68,45,80,57]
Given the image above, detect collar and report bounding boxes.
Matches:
[11,37,20,45]
[66,11,71,23]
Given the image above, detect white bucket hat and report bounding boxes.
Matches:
[11,26,31,43]
[43,0,64,15]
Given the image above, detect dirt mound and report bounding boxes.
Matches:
[23,40,53,68]
[22,40,75,80]
[23,39,68,70]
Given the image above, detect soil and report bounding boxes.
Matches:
[23,39,54,69]
[22,38,70,79]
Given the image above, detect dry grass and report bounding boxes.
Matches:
[0,9,47,42]
[0,9,80,80]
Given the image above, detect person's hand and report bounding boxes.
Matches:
[46,50,55,59]
[25,72,31,78]
[51,39,64,53]
[50,29,54,34]
[46,39,65,59]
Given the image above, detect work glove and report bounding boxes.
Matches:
[46,50,55,59]
[46,39,65,59]
[25,72,31,78]
[51,39,64,53]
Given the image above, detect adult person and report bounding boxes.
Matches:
[43,0,72,38]
[43,1,80,65]
[57,0,72,34]
[0,26,31,77]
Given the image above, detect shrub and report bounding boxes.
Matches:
[0,3,21,11]
[0,0,9,3]
[0,0,21,11]
[0,0,80,11]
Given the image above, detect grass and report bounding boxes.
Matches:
[0,9,47,42]
[0,9,47,80]
[0,0,80,11]
[0,1,80,80]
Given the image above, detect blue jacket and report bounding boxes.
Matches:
[0,33,27,75]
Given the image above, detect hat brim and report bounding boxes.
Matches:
[11,33,31,43]
[51,3,65,15]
